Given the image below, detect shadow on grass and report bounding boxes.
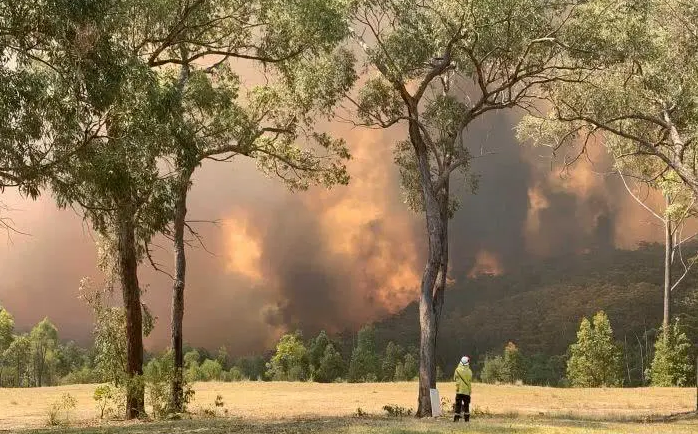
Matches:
[17,412,698,434]
[17,417,536,434]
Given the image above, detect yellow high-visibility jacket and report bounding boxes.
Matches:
[453,363,472,395]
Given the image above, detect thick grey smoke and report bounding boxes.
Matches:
[0,109,657,356]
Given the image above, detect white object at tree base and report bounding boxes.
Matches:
[429,388,441,417]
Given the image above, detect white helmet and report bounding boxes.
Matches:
[461,356,470,365]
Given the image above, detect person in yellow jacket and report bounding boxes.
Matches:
[453,356,472,422]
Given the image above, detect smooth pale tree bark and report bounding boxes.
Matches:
[117,206,145,418]
[409,119,447,416]
[663,195,673,332]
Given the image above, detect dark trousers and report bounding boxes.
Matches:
[454,394,470,421]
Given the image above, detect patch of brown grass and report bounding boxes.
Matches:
[0,381,695,431]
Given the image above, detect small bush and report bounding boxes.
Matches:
[440,396,453,414]
[481,356,506,384]
[354,407,368,417]
[47,393,77,426]
[649,320,694,386]
[228,367,245,382]
[382,404,413,417]
[198,395,226,418]
[144,352,195,417]
[471,406,494,418]
[93,385,116,420]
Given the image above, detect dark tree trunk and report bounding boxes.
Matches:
[409,119,447,417]
[663,195,673,332]
[170,170,191,412]
[117,206,145,419]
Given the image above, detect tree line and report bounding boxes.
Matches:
[3,0,698,419]
[4,300,691,391]
[481,311,695,388]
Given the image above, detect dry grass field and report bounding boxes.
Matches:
[1,382,697,433]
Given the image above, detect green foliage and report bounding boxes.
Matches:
[516,0,698,202]
[184,349,203,383]
[79,279,127,385]
[29,318,59,386]
[55,341,90,381]
[184,350,201,369]
[566,311,623,387]
[381,342,404,381]
[348,326,380,382]
[309,331,332,375]
[306,331,345,382]
[61,367,99,385]
[481,342,526,384]
[233,356,266,381]
[0,308,14,354]
[93,385,116,420]
[352,0,590,218]
[524,354,567,386]
[3,334,31,387]
[315,344,345,383]
[503,342,525,384]
[480,356,506,384]
[200,359,224,382]
[649,320,695,386]
[266,332,310,381]
[228,367,245,382]
[401,354,419,381]
[216,347,229,370]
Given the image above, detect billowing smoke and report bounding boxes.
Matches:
[0,105,665,356]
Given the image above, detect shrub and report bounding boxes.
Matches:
[566,311,623,387]
[649,320,694,386]
[503,342,525,383]
[383,404,413,417]
[354,407,368,417]
[228,367,245,381]
[266,332,310,381]
[47,393,77,426]
[94,385,116,420]
[348,326,380,382]
[315,344,345,383]
[481,356,506,384]
[144,351,194,418]
[61,366,99,385]
[199,359,223,381]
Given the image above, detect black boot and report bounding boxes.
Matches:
[453,414,461,422]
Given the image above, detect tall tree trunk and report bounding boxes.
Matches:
[432,179,450,372]
[117,206,145,419]
[410,121,446,417]
[170,169,191,412]
[663,195,673,332]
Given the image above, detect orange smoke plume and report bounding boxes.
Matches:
[468,250,504,278]
[224,213,264,282]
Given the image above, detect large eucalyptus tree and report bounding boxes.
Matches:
[517,0,698,336]
[348,0,596,415]
[134,0,356,411]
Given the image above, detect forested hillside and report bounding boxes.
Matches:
[362,243,698,384]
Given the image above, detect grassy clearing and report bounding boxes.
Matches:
[1,382,697,433]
